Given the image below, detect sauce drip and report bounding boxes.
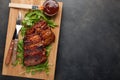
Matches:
[43,0,59,16]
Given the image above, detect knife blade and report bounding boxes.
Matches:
[9,3,44,10]
[11,11,22,65]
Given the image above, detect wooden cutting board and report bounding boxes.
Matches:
[2,0,63,80]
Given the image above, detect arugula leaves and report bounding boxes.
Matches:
[47,20,57,28]
[46,45,52,57]
[17,40,24,54]
[22,10,57,28]
[20,26,28,36]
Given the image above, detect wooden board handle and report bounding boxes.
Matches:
[5,40,14,65]
[9,3,33,9]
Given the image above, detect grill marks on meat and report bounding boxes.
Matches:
[24,20,55,66]
[41,29,55,46]
[24,47,45,57]
[24,54,47,66]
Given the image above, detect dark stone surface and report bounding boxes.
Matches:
[0,0,120,80]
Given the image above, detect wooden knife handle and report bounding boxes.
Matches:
[11,39,18,65]
[5,40,14,65]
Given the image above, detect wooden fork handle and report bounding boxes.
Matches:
[5,40,14,65]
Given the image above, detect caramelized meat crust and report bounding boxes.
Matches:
[23,20,55,66]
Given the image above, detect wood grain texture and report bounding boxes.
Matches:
[9,3,33,9]
[2,0,63,80]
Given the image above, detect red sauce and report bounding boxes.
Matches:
[43,0,59,16]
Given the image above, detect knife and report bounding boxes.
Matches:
[5,29,17,65]
[11,11,22,65]
[9,3,44,10]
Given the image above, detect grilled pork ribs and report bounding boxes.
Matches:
[23,20,55,66]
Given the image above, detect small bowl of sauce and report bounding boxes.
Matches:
[43,0,59,16]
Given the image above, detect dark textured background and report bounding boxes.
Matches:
[0,0,120,80]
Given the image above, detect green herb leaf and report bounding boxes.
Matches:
[12,60,19,66]
[31,71,35,75]
[17,40,24,65]
[47,20,57,28]
[22,10,57,28]
[46,45,52,57]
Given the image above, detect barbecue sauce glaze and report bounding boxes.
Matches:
[43,0,59,16]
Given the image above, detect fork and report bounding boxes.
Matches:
[11,11,22,65]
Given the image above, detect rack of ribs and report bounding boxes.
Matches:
[23,20,55,66]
